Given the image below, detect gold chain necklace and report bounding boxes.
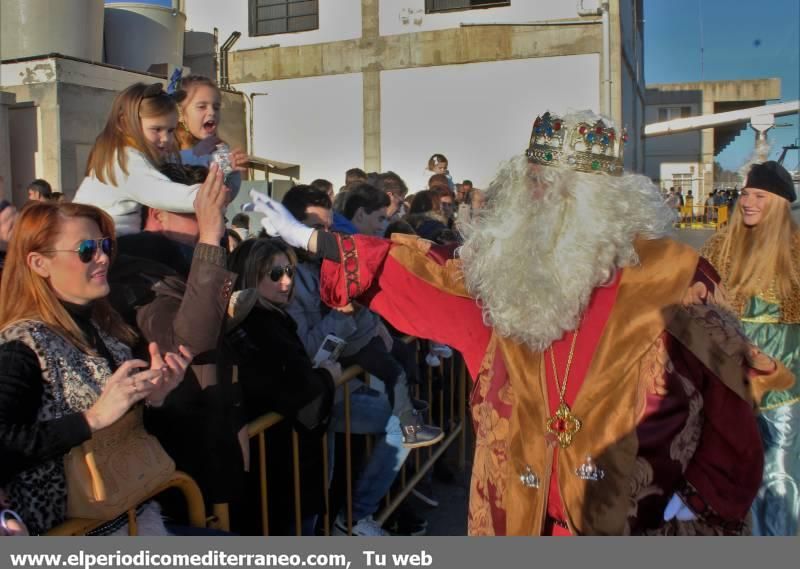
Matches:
[545,329,583,448]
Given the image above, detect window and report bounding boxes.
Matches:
[657,106,692,121]
[249,0,318,37]
[425,0,510,14]
[672,173,693,191]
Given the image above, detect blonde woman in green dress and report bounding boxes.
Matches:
[701,160,800,536]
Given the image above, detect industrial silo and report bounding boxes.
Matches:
[103,1,186,73]
[0,0,105,61]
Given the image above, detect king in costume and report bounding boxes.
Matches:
[252,110,793,535]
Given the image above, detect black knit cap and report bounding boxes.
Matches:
[745,160,796,203]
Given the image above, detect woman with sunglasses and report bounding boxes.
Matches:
[74,82,208,236]
[226,238,337,535]
[0,202,192,535]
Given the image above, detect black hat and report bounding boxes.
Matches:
[745,161,796,202]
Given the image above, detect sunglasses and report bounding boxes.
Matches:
[268,264,294,282]
[43,237,113,263]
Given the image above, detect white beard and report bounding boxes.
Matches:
[458,156,675,351]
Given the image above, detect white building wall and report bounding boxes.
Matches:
[381,54,601,192]
[381,0,579,37]
[183,0,362,51]
[659,162,702,196]
[237,73,364,190]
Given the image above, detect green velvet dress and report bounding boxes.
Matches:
[740,295,800,536]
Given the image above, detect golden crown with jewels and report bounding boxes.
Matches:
[525,111,627,176]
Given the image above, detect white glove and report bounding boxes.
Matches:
[247,190,314,249]
[663,493,697,522]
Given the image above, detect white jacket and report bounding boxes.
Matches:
[74,148,199,236]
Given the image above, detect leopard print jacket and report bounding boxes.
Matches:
[700,231,800,324]
[0,320,130,535]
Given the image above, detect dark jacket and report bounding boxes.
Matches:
[228,303,334,428]
[226,302,335,534]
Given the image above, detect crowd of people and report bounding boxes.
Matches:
[665,186,742,224]
[0,77,480,537]
[0,76,798,538]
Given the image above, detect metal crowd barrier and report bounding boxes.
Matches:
[674,204,729,230]
[242,336,468,536]
[46,471,207,536]
[46,337,469,536]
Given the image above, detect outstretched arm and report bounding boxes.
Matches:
[250,191,491,376]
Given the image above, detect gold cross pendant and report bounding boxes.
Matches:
[545,402,582,449]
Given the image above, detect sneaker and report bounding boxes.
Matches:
[384,507,428,536]
[401,422,444,449]
[410,482,440,508]
[333,515,389,536]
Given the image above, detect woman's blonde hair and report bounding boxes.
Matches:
[85,82,178,186]
[172,75,221,150]
[718,191,800,300]
[0,202,137,351]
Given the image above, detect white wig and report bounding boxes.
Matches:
[458,153,676,351]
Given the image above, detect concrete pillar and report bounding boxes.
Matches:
[362,0,379,39]
[609,0,623,126]
[701,96,715,200]
[42,104,63,196]
[363,70,381,173]
[362,0,381,172]
[0,92,16,201]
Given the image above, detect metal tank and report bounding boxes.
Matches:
[103,2,186,73]
[0,0,105,61]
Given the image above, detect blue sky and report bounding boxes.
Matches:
[113,1,799,171]
[645,0,800,171]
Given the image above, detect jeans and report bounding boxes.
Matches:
[329,381,410,521]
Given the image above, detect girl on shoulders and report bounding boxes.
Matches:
[171,74,246,192]
[74,82,199,236]
[426,153,454,192]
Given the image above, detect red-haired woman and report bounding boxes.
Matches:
[0,202,191,535]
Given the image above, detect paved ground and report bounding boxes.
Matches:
[418,428,472,536]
